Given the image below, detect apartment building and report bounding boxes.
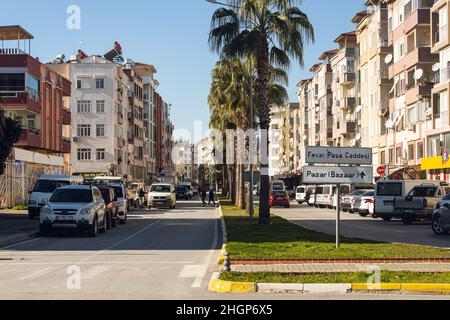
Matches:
[268,105,285,177]
[0,26,71,170]
[49,54,130,178]
[383,0,436,179]
[422,0,450,179]
[331,31,359,147]
[353,1,393,177]
[174,139,195,182]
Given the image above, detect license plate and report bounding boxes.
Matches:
[404,210,414,214]
[156,202,164,205]
[384,201,394,206]
[56,216,73,221]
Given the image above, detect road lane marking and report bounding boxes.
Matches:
[19,267,54,281]
[82,265,113,280]
[1,237,44,250]
[0,261,195,267]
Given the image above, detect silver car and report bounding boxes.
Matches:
[432,194,450,235]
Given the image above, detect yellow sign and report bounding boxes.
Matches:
[421,157,450,171]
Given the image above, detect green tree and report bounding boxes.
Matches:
[209,0,314,224]
[0,107,22,175]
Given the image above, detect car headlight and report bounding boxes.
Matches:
[41,208,52,215]
[80,208,92,215]
[29,200,37,206]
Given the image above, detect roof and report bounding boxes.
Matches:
[135,62,157,76]
[0,25,34,41]
[309,63,321,72]
[38,174,83,181]
[352,11,369,24]
[319,49,338,60]
[334,31,357,43]
[58,185,93,190]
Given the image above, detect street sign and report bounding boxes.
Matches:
[377,165,386,176]
[305,147,372,165]
[302,166,374,185]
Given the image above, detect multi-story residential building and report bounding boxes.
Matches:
[384,0,436,179]
[331,31,359,148]
[138,63,158,183]
[49,54,130,178]
[269,105,285,177]
[296,78,312,168]
[353,1,393,177]
[174,139,194,182]
[422,0,450,179]
[0,26,71,170]
[124,62,146,181]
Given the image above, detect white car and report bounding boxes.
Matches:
[296,186,309,204]
[148,183,177,209]
[40,185,107,237]
[109,183,128,225]
[354,190,375,217]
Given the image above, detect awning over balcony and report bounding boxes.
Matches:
[0,25,34,41]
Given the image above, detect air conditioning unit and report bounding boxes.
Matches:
[73,137,80,143]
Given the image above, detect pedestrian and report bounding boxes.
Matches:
[138,187,145,209]
[208,189,217,207]
[201,189,207,207]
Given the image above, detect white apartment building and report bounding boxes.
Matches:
[50,55,130,178]
[174,140,194,182]
[269,105,285,177]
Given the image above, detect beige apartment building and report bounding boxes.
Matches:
[331,31,359,148]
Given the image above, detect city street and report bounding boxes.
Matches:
[0,201,447,300]
[273,203,450,248]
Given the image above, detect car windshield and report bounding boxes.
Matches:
[352,190,368,196]
[409,187,437,197]
[297,187,305,193]
[272,183,284,191]
[377,183,402,196]
[33,180,70,193]
[111,187,123,198]
[361,191,375,197]
[50,189,93,203]
[151,185,171,193]
[177,187,187,192]
[272,191,286,196]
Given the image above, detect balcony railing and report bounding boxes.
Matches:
[0,48,26,55]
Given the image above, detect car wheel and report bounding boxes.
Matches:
[432,215,450,235]
[359,212,369,217]
[349,210,354,214]
[342,209,348,213]
[100,214,107,234]
[88,218,98,238]
[106,212,113,230]
[382,217,392,222]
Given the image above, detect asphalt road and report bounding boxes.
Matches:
[0,201,447,300]
[273,202,450,248]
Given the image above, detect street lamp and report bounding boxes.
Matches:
[206,0,255,218]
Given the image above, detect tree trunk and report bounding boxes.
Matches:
[257,38,271,225]
[239,164,246,210]
[222,164,228,197]
[231,165,236,204]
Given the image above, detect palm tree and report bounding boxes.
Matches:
[208,57,289,211]
[209,0,314,224]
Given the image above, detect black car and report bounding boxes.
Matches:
[176,186,190,200]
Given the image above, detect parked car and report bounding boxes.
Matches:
[269,190,290,208]
[374,180,439,222]
[28,175,84,219]
[296,186,309,204]
[148,183,177,209]
[316,185,335,209]
[341,189,373,213]
[176,186,190,200]
[271,180,285,192]
[432,204,450,235]
[313,186,324,207]
[393,182,450,224]
[97,186,119,229]
[39,185,107,237]
[109,183,128,225]
[353,191,375,217]
[178,182,194,199]
[307,188,316,206]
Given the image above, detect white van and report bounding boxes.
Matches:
[316,185,335,209]
[374,180,441,221]
[28,175,84,219]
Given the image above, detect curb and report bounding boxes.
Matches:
[0,232,39,249]
[217,204,229,265]
[208,274,450,295]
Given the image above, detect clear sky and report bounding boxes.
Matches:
[1,0,365,140]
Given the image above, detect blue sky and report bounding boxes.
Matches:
[1,0,365,139]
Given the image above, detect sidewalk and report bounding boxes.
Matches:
[0,210,39,248]
[231,263,450,273]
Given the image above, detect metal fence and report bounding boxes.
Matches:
[0,161,66,208]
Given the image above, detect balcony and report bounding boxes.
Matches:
[340,97,356,110]
[391,47,438,77]
[0,48,26,55]
[117,137,125,148]
[16,128,41,149]
[405,83,434,105]
[62,108,71,125]
[337,121,356,136]
[0,87,41,114]
[117,112,124,125]
[340,72,356,85]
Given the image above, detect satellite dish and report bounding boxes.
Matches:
[350,139,356,147]
[433,63,440,72]
[414,69,424,80]
[356,133,362,141]
[346,114,352,121]
[386,119,394,129]
[315,107,320,113]
[303,136,307,141]
[426,108,433,117]
[384,54,393,64]
[355,105,362,113]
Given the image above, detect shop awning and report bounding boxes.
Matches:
[421,156,450,171]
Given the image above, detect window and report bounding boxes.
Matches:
[96,149,106,161]
[77,100,91,113]
[408,144,415,161]
[396,146,402,164]
[441,91,449,126]
[96,79,105,89]
[407,105,417,125]
[77,80,81,89]
[389,148,394,164]
[417,142,424,160]
[77,149,91,161]
[381,151,386,165]
[0,73,25,92]
[77,78,91,89]
[96,100,105,113]
[77,125,91,137]
[96,124,105,137]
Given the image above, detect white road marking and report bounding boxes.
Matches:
[19,267,54,281]
[82,265,113,280]
[1,237,44,250]
[0,261,195,267]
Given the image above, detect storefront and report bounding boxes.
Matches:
[421,156,450,182]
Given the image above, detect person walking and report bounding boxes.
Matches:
[138,187,145,209]
[208,189,217,207]
[201,189,207,207]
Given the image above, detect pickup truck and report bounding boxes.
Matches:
[393,183,450,225]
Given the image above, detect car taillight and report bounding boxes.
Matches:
[365,199,374,204]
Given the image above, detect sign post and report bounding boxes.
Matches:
[304,147,373,249]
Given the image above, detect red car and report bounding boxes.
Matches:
[270,190,290,208]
